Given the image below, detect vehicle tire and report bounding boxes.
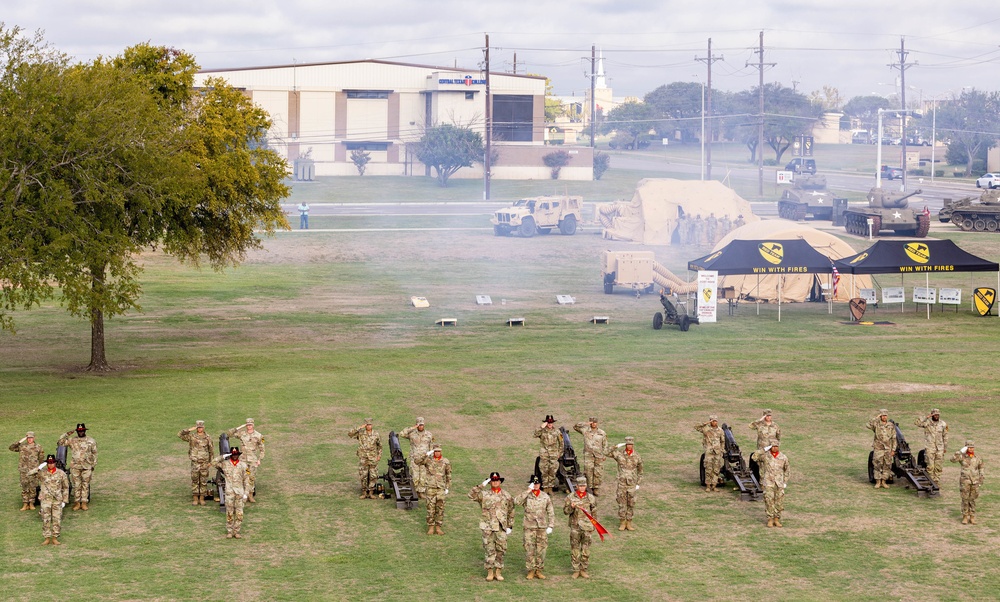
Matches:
[976,181,982,188]
[493,225,506,236]
[975,219,986,231]
[868,451,875,484]
[519,217,536,238]
[961,218,974,231]
[537,228,551,235]
[652,312,664,330]
[679,314,690,332]
[699,453,707,486]
[986,220,998,232]
[559,214,577,235]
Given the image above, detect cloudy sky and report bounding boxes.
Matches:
[6,1,1000,105]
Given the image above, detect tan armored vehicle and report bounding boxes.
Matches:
[491,195,581,237]
[843,188,930,238]
[941,189,1000,232]
[778,174,843,221]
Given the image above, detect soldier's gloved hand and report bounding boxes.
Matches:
[243,495,248,501]
[61,502,65,508]
[635,485,640,491]
[546,527,553,535]
[505,528,512,535]
[783,484,787,489]
[482,478,491,487]
[961,447,968,454]
[764,446,772,452]
[444,489,448,495]
[223,453,231,459]
[38,462,47,470]
[616,443,626,448]
[426,450,434,456]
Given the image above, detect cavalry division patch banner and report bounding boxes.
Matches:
[973,287,996,316]
[849,298,867,321]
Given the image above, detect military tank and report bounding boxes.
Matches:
[777,174,841,221]
[843,188,930,238]
[942,190,1000,232]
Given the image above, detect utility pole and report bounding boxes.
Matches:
[590,45,596,148]
[747,31,775,197]
[889,37,915,191]
[695,38,723,180]
[484,34,491,201]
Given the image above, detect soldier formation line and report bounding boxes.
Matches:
[9,408,984,578]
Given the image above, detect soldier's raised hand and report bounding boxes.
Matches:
[635,485,640,491]
[960,446,968,454]
[505,528,512,535]
[444,489,449,495]
[37,462,47,471]
[482,478,491,487]
[545,527,553,535]
[426,450,434,457]
[616,443,626,448]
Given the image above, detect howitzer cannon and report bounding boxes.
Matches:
[699,424,762,501]
[652,290,698,332]
[378,431,418,509]
[532,426,582,493]
[867,421,939,498]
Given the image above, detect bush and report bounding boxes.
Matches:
[350,149,371,176]
[935,170,944,178]
[908,169,924,176]
[593,151,610,180]
[542,150,572,180]
[763,158,778,167]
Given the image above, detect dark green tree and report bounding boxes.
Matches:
[644,82,703,143]
[412,124,485,186]
[936,89,1000,176]
[601,101,655,149]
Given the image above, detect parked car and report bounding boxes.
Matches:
[785,158,816,174]
[880,165,904,180]
[976,173,1000,189]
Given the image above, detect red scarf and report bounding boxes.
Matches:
[626,449,633,456]
[771,449,780,458]
[576,490,587,499]
[532,489,540,497]
[231,458,240,466]
[47,465,57,474]
[491,487,502,494]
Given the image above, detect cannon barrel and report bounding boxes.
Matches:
[387,431,405,460]
[871,188,922,209]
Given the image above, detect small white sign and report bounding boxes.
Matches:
[860,288,878,303]
[697,271,719,323]
[776,171,793,184]
[940,288,961,305]
[883,287,905,304]
[913,287,937,304]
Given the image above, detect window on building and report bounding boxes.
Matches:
[345,90,391,99]
[465,91,475,100]
[492,94,533,142]
[344,142,390,151]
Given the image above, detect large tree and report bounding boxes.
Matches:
[412,123,485,187]
[601,100,655,149]
[843,94,892,131]
[724,84,820,162]
[0,28,289,370]
[644,82,704,143]
[935,89,1000,176]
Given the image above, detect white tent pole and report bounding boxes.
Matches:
[757,274,760,315]
[901,274,904,313]
[926,273,930,320]
[778,277,782,322]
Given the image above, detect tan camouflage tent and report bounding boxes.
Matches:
[598,179,759,245]
[713,220,871,302]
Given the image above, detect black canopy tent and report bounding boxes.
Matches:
[833,239,999,318]
[688,239,835,320]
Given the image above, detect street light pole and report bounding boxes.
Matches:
[699,79,705,181]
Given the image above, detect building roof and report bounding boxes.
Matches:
[198,58,545,80]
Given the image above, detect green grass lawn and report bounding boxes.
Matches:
[3,217,1000,601]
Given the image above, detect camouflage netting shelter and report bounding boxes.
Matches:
[598,179,759,244]
[712,220,871,302]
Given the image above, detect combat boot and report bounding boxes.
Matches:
[20,503,28,511]
[226,533,233,539]
[874,480,881,489]
[248,493,256,503]
[360,492,368,499]
[427,526,435,535]
[51,538,60,546]
[774,518,783,528]
[494,569,504,582]
[28,501,35,510]
[572,571,580,579]
[234,533,242,539]
[192,495,199,506]
[72,502,81,511]
[970,515,977,525]
[435,525,444,535]
[618,520,627,531]
[580,570,590,579]
[626,519,635,531]
[81,502,89,511]
[199,495,206,506]
[535,570,546,580]
[486,569,495,582]
[962,514,969,524]
[42,538,51,545]
[526,569,535,580]
[767,518,774,527]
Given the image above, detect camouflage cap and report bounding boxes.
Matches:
[769,439,780,447]
[763,409,773,416]
[416,416,425,425]
[878,409,888,416]
[26,431,35,438]
[432,443,441,451]
[196,420,205,427]
[624,436,635,444]
[576,476,588,487]
[930,409,940,415]
[588,416,599,423]
[246,418,255,425]
[709,415,718,422]
[364,417,373,425]
[966,440,975,447]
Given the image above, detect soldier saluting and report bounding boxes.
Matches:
[573,416,610,496]
[179,420,214,506]
[751,439,789,527]
[534,415,564,494]
[399,416,434,499]
[469,471,515,582]
[914,408,948,486]
[10,431,44,511]
[749,409,781,453]
[415,443,451,535]
[28,454,69,545]
[513,475,555,580]
[226,418,264,502]
[951,440,985,525]
[211,447,252,539]
[610,436,643,532]
[348,418,382,499]
[695,415,724,492]
[57,423,97,511]
[867,409,896,489]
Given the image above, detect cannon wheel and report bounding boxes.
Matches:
[749,456,760,484]
[868,451,875,483]
[679,314,690,332]
[653,312,664,330]
[699,453,706,486]
[917,449,927,468]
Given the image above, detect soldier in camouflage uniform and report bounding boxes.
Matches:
[29,455,69,545]
[469,471,515,582]
[692,215,705,245]
[399,416,434,499]
[348,418,382,499]
[951,440,985,525]
[534,415,564,493]
[573,417,609,496]
[564,476,598,579]
[179,420,214,506]
[867,409,896,489]
[610,436,643,531]
[749,409,781,452]
[695,415,725,492]
[415,443,451,535]
[914,408,948,485]
[706,213,718,245]
[719,214,732,239]
[212,447,252,538]
[57,423,97,511]
[10,431,44,511]
[514,475,555,580]
[226,418,265,502]
[751,439,789,527]
[734,214,746,229]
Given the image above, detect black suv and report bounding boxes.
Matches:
[785,158,816,174]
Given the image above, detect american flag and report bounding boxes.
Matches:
[832,266,840,298]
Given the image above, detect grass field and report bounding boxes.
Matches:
[3,176,1000,601]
